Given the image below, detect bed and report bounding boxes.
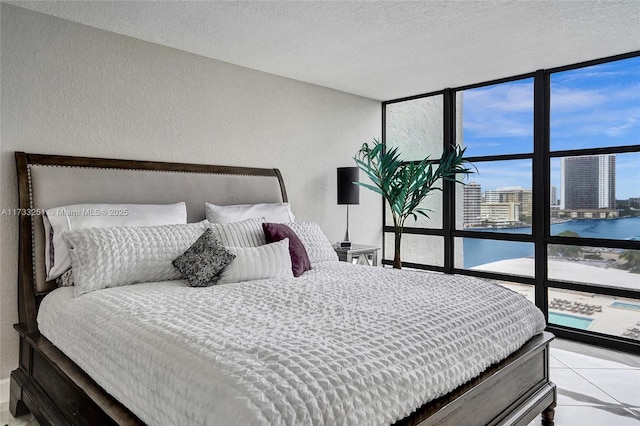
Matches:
[10,152,557,426]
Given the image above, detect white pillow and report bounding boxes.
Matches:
[285,222,338,264]
[219,239,293,284]
[206,202,295,224]
[63,222,207,297]
[208,217,266,247]
[44,202,187,281]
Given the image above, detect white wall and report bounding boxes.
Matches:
[0,4,382,381]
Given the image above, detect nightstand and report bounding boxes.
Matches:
[334,244,380,266]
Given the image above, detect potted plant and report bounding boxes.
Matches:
[354,139,474,269]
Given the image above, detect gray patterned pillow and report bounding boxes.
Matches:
[173,229,236,287]
[55,269,75,287]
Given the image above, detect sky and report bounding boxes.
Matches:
[460,56,640,200]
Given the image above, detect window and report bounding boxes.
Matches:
[382,52,640,352]
[452,77,537,302]
[458,78,533,157]
[550,56,640,152]
[383,93,446,268]
[551,153,640,236]
[547,56,640,345]
[455,237,535,277]
[457,159,533,232]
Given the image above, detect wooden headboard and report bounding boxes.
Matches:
[15,152,287,333]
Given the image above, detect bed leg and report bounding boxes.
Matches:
[9,371,30,417]
[9,390,29,418]
[541,401,556,426]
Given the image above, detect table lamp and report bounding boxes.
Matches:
[337,167,359,248]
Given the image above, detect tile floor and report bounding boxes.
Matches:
[0,402,36,426]
[526,338,640,426]
[1,338,638,426]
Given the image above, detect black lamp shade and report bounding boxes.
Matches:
[337,167,360,205]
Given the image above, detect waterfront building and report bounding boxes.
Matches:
[484,186,532,223]
[480,202,520,224]
[551,186,558,206]
[555,209,619,219]
[463,182,482,227]
[561,154,616,210]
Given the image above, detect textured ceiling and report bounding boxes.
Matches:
[5,1,640,101]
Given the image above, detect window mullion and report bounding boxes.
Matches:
[533,69,550,319]
[443,88,455,274]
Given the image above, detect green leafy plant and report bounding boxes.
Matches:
[549,231,583,259]
[620,249,640,273]
[354,139,474,269]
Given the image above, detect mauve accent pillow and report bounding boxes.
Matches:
[263,222,312,277]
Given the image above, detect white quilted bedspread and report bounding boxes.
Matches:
[38,262,545,426]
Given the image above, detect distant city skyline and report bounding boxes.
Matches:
[460,153,638,201]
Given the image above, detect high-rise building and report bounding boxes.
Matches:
[560,155,616,210]
[551,186,558,206]
[463,182,482,227]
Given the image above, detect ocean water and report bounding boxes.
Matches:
[462,216,640,268]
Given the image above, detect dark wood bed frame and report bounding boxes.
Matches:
[10,152,556,426]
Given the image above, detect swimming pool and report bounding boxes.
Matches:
[610,301,640,312]
[549,312,594,330]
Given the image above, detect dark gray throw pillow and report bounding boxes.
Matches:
[173,228,236,287]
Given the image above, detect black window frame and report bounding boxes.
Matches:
[381,51,640,353]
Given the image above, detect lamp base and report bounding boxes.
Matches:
[337,241,352,249]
